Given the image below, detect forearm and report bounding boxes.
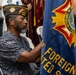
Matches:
[30,41,43,62]
[35,56,41,63]
[17,41,43,63]
[0,5,2,10]
[72,0,76,16]
[72,0,76,26]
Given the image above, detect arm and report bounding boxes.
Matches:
[17,41,43,63]
[72,0,76,26]
[35,56,41,63]
[72,0,76,16]
[0,5,2,10]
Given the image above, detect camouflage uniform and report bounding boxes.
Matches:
[0,31,34,75]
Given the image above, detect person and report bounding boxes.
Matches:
[0,4,43,75]
[0,0,32,35]
[0,5,2,10]
[72,0,76,16]
[72,0,76,75]
[20,31,35,49]
[20,0,34,49]
[72,0,76,25]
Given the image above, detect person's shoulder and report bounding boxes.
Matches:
[0,35,8,46]
[0,34,8,41]
[0,32,16,43]
[0,34,18,48]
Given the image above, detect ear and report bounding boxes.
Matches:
[9,18,15,26]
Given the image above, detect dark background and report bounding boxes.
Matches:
[0,18,3,37]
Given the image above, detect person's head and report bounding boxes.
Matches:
[3,4,28,33]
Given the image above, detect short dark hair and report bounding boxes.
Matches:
[5,15,17,27]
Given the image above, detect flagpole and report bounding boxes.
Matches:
[34,0,36,26]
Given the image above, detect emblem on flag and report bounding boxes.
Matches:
[52,0,75,46]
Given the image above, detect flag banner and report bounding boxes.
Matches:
[34,0,44,26]
[36,0,44,26]
[30,0,45,45]
[40,0,76,75]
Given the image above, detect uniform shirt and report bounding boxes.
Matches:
[0,31,34,75]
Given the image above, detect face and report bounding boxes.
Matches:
[13,15,27,33]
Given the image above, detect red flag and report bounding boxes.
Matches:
[36,0,44,26]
